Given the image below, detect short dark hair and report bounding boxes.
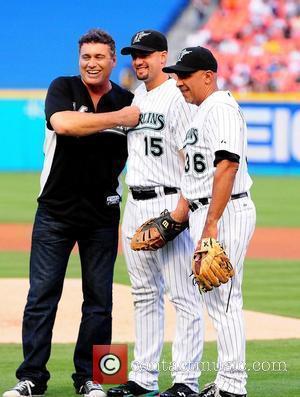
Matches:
[78,28,116,56]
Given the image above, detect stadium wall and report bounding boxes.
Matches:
[0,92,299,174]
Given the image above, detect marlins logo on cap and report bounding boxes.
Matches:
[163,46,218,74]
[133,31,151,44]
[121,29,168,55]
[177,49,192,62]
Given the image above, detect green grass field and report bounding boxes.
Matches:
[0,251,131,285]
[0,172,299,396]
[0,173,129,224]
[1,340,299,397]
[0,172,299,318]
[0,251,299,318]
[0,173,300,226]
[250,176,300,227]
[0,173,40,223]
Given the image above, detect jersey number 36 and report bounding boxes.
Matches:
[185,153,206,173]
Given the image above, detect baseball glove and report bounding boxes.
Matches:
[131,210,188,251]
[192,238,234,292]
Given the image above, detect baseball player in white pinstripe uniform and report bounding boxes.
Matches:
[107,31,203,397]
[162,47,256,397]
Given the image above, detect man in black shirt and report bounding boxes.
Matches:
[3,29,139,397]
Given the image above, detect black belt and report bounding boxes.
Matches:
[189,192,248,212]
[130,186,178,200]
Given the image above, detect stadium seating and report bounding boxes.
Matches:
[187,0,300,92]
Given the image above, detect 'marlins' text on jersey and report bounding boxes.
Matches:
[126,78,197,187]
[130,112,165,132]
[183,128,198,148]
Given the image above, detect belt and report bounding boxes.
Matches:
[130,186,179,200]
[189,192,248,212]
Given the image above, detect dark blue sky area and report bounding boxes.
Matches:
[0,0,186,88]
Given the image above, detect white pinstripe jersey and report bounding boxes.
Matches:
[181,90,253,200]
[125,78,197,187]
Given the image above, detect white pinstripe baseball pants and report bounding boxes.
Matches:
[122,190,204,392]
[189,195,256,395]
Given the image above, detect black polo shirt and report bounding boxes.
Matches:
[38,75,133,227]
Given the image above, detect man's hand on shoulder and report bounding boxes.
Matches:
[118,105,140,127]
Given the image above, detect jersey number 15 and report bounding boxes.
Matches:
[144,136,163,157]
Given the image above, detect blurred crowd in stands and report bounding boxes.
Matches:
[192,0,214,22]
[188,0,300,92]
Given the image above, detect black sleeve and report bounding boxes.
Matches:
[125,90,134,105]
[45,77,74,129]
[110,82,134,109]
[214,150,240,167]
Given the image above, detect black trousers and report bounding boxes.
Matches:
[16,205,119,389]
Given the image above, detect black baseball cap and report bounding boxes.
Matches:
[121,30,168,55]
[163,46,217,74]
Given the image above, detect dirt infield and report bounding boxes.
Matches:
[1,224,299,343]
[1,279,300,343]
[0,224,299,259]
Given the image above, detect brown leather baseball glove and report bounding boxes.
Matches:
[192,237,234,292]
[130,210,188,251]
